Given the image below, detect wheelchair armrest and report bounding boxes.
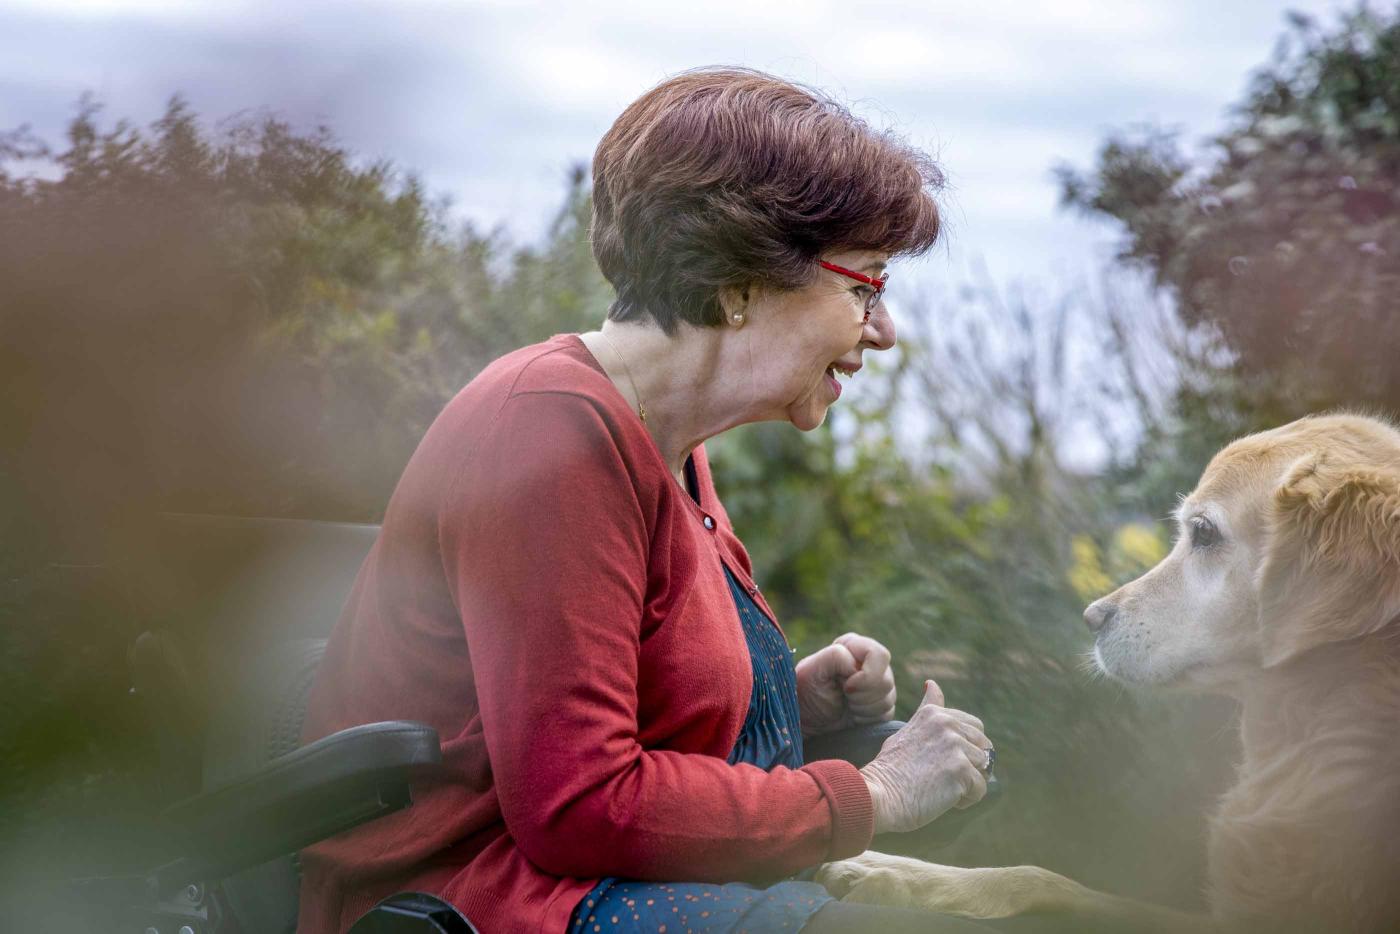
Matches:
[802,720,905,768]
[151,720,441,894]
[803,720,1003,852]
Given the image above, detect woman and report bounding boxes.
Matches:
[297,67,994,934]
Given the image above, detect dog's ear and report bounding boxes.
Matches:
[1257,452,1400,667]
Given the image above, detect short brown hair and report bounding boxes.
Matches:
[590,67,944,334]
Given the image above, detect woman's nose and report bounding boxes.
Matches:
[864,303,896,351]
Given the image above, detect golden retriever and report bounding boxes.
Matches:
[817,413,1400,932]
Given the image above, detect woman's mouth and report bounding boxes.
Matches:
[824,363,858,399]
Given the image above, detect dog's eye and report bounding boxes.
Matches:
[1189,516,1221,548]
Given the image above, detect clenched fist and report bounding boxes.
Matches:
[795,632,897,737]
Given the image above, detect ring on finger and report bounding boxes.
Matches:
[981,746,996,775]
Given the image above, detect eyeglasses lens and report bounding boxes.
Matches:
[865,279,886,317]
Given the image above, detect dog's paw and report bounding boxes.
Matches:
[813,856,863,899]
[815,852,921,908]
[818,855,1099,920]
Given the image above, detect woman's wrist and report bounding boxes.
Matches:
[796,689,845,738]
[859,761,890,835]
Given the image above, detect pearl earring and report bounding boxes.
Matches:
[731,313,745,326]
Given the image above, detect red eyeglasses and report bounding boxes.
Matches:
[819,260,887,322]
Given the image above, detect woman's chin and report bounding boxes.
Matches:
[789,404,830,432]
[785,384,839,431]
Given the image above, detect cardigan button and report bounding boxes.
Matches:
[702,514,716,530]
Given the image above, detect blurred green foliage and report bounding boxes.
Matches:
[9,6,1399,921]
[0,95,612,544]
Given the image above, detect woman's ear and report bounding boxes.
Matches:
[717,284,751,328]
[1257,452,1400,667]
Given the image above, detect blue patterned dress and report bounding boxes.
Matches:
[566,565,834,933]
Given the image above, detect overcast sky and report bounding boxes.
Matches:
[1,0,1352,289]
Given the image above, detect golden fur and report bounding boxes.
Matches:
[818,413,1400,932]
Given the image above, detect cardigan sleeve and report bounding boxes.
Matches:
[437,390,873,882]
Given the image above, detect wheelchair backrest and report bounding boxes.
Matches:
[133,513,380,933]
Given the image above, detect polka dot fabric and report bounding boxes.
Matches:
[568,878,830,933]
[566,566,833,932]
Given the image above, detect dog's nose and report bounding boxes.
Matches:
[1083,599,1119,633]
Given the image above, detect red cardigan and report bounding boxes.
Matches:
[296,334,874,934]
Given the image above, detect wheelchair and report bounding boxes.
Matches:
[73,513,998,933]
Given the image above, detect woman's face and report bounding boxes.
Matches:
[738,249,896,431]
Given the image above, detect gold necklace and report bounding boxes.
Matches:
[600,329,647,422]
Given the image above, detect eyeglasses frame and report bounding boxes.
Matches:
[818,260,887,322]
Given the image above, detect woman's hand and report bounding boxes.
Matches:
[795,632,896,737]
[859,680,991,834]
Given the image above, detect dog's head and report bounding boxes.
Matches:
[1086,413,1400,689]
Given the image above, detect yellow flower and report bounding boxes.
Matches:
[1068,535,1113,602]
[1114,523,1166,571]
